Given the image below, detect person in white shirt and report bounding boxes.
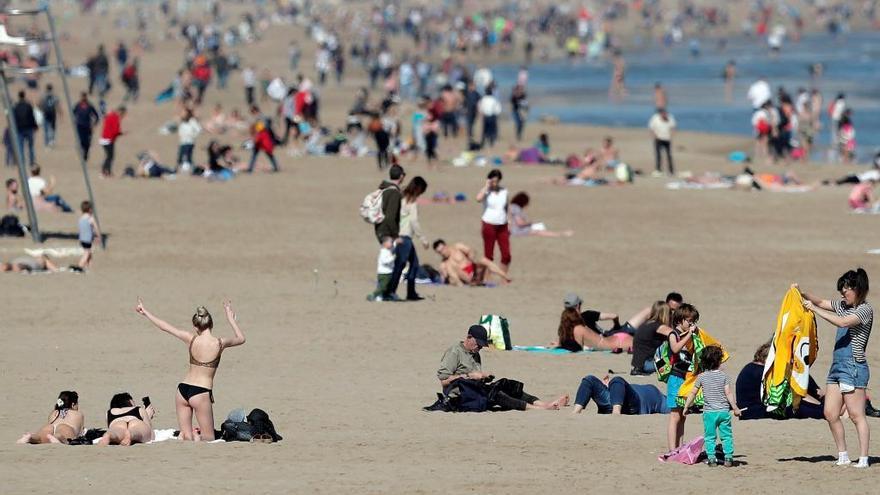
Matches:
[478,87,502,148]
[829,93,846,161]
[242,66,256,105]
[177,108,202,172]
[648,108,676,176]
[368,235,396,301]
[476,169,511,277]
[27,166,72,212]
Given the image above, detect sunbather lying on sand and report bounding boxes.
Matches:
[432,239,511,285]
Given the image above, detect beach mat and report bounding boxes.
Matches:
[513,345,612,354]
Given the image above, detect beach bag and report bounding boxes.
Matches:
[479,314,512,350]
[658,436,705,464]
[359,188,385,224]
[653,341,675,383]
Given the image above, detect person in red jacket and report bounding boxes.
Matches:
[100,105,126,177]
[247,120,279,173]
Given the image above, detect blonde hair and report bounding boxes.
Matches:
[647,300,672,326]
[192,306,213,331]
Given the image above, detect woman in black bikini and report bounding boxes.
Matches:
[17,391,84,444]
[136,298,246,441]
[99,392,154,446]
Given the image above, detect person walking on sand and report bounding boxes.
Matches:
[12,90,38,168]
[478,86,502,148]
[649,108,676,176]
[476,169,511,279]
[374,164,405,300]
[135,299,246,441]
[795,269,873,468]
[99,105,126,177]
[723,60,737,103]
[77,201,101,270]
[72,92,100,162]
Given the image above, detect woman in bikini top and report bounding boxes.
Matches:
[17,391,84,444]
[136,298,246,442]
[99,392,155,446]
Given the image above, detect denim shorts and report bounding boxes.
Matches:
[827,359,870,389]
[667,374,685,409]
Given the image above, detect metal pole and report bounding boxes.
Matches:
[0,66,41,242]
[44,5,105,248]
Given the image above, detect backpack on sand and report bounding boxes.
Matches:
[360,188,385,224]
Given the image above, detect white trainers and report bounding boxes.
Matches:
[836,458,852,466]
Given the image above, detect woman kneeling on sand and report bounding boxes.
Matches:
[99,393,154,446]
[136,299,246,441]
[18,391,84,444]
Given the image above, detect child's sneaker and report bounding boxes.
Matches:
[854,457,870,468]
[723,459,734,467]
[835,458,852,466]
[707,458,718,467]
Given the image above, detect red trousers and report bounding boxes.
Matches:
[481,221,511,265]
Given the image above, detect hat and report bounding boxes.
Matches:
[467,325,489,347]
[563,292,583,309]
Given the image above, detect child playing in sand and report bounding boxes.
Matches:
[77,201,100,270]
[666,304,699,452]
[683,345,741,467]
[368,235,395,301]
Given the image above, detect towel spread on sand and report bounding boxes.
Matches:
[761,287,818,415]
[24,247,85,258]
[513,345,612,354]
[666,181,732,190]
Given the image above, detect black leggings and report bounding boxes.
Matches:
[492,390,539,411]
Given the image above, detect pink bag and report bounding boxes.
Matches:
[658,436,704,464]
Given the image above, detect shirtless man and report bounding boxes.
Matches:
[1,254,59,273]
[439,85,461,138]
[600,136,619,168]
[432,239,511,285]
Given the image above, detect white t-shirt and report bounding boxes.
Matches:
[481,188,508,225]
[478,96,502,117]
[858,169,880,182]
[27,176,46,197]
[178,119,202,145]
[747,80,771,108]
[648,113,676,141]
[376,247,394,275]
[831,99,846,121]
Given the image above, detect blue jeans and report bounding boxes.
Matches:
[827,326,871,388]
[608,376,641,414]
[385,236,419,298]
[17,128,35,167]
[574,375,613,413]
[177,143,195,167]
[512,110,525,141]
[247,149,278,172]
[43,117,56,146]
[44,194,72,212]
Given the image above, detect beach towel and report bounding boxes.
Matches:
[24,246,85,258]
[665,181,732,190]
[658,436,705,464]
[479,314,512,350]
[661,328,728,409]
[154,86,174,104]
[761,287,818,415]
[512,345,612,354]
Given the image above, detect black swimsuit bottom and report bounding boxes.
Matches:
[178,383,214,403]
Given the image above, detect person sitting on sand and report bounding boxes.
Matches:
[735,341,834,420]
[136,150,176,178]
[848,179,878,212]
[438,325,569,411]
[630,300,674,375]
[5,177,61,212]
[135,299,246,441]
[99,392,154,446]
[204,103,228,134]
[17,391,83,445]
[508,191,573,238]
[572,374,669,415]
[1,254,59,273]
[552,293,634,352]
[431,239,511,286]
[600,136,620,168]
[550,150,601,185]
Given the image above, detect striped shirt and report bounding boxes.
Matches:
[832,299,874,363]
[695,370,731,411]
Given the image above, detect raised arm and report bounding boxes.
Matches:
[221,300,246,348]
[475,179,490,202]
[135,298,192,343]
[792,284,832,310]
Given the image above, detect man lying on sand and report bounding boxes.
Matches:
[1,254,60,273]
[431,239,511,285]
[437,325,568,411]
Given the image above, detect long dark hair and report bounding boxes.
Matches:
[838,268,869,305]
[109,392,134,410]
[402,176,428,202]
[51,391,78,422]
[558,307,584,344]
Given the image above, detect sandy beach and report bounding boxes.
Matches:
[1,2,879,493]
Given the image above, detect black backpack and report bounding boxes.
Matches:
[0,214,24,237]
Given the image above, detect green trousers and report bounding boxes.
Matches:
[702,410,734,461]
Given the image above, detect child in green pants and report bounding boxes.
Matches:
[683,345,742,467]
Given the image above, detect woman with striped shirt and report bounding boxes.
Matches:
[796,268,873,468]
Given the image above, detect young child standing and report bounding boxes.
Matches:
[684,345,741,467]
[77,201,101,270]
[368,235,395,301]
[667,303,700,452]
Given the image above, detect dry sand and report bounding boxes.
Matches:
[1,4,879,494]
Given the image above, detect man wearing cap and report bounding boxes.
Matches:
[437,325,569,411]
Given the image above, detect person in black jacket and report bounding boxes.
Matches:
[12,91,38,167]
[72,92,100,161]
[374,164,404,300]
